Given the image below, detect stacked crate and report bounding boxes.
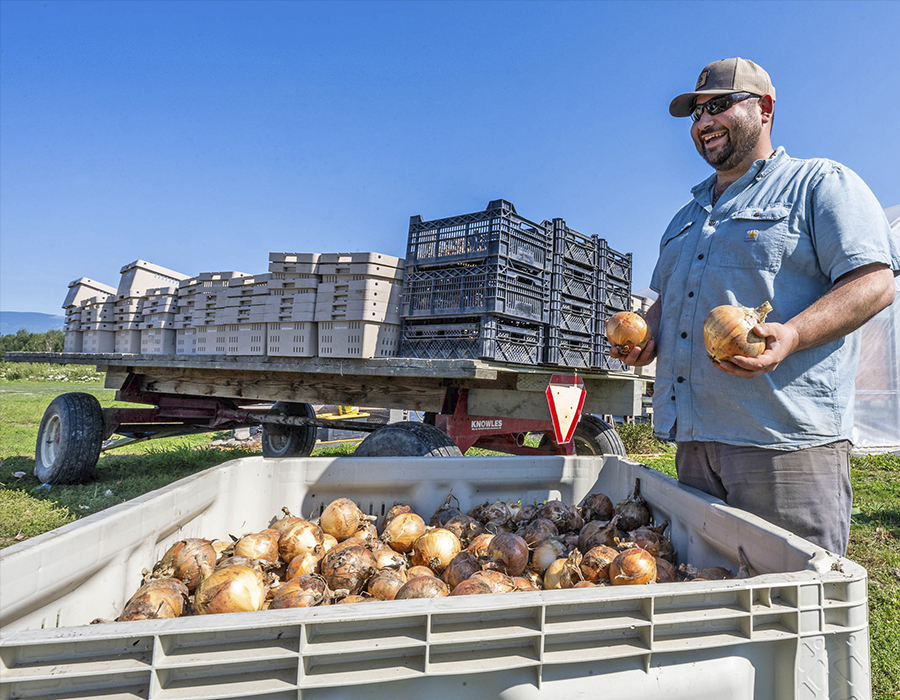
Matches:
[213,274,272,356]
[400,200,551,364]
[266,254,320,357]
[316,253,405,359]
[175,272,249,355]
[80,294,118,353]
[114,293,144,354]
[138,287,178,355]
[62,278,117,353]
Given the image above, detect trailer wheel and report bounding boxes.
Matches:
[542,414,627,456]
[354,421,463,457]
[261,402,318,458]
[34,392,104,484]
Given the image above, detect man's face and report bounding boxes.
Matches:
[691,95,763,171]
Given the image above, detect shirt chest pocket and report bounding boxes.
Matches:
[656,221,694,287]
[712,205,791,272]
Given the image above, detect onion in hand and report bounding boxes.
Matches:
[606,311,652,355]
[703,301,773,363]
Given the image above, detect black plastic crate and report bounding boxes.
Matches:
[407,199,552,271]
[552,260,598,302]
[595,335,627,371]
[551,219,598,271]
[402,261,549,323]
[549,295,596,336]
[400,316,544,365]
[598,277,631,312]
[599,240,632,283]
[545,327,594,368]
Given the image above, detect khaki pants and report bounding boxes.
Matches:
[675,440,852,555]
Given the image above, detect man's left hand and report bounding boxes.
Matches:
[713,322,800,377]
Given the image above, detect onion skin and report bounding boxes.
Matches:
[703,301,773,363]
[451,579,494,596]
[411,528,461,573]
[119,578,188,621]
[320,498,367,542]
[483,532,530,576]
[441,551,481,590]
[278,520,325,563]
[606,311,652,355]
[286,551,324,579]
[153,539,218,592]
[579,493,615,522]
[195,564,266,614]
[469,569,517,594]
[368,571,407,600]
[466,533,495,559]
[394,575,450,600]
[580,545,619,582]
[270,574,327,609]
[320,544,376,595]
[234,531,280,563]
[609,548,657,586]
[381,512,426,554]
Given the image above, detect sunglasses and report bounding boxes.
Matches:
[690,92,758,122]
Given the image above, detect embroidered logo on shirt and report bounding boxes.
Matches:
[745,230,760,242]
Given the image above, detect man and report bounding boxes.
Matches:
[615,57,899,554]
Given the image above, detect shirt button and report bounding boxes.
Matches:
[677,376,685,383]
[688,291,694,298]
[680,332,687,339]
[697,254,704,260]
[709,220,717,226]
[671,396,676,401]
[753,212,761,218]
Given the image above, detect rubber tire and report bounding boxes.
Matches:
[34,392,104,485]
[542,414,627,457]
[261,402,317,458]
[354,421,463,457]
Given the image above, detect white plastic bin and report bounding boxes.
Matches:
[0,456,870,700]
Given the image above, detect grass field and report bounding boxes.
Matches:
[0,374,897,697]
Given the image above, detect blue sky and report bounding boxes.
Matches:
[2,0,898,315]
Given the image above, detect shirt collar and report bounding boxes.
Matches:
[691,146,789,208]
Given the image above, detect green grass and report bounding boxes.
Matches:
[0,382,897,696]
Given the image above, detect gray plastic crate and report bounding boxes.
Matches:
[400,315,544,364]
[0,456,869,699]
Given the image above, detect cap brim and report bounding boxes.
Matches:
[669,89,737,117]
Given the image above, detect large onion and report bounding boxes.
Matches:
[233,530,280,563]
[152,538,218,592]
[320,544,376,595]
[609,548,657,586]
[441,551,481,590]
[270,574,327,609]
[119,578,188,621]
[703,301,773,362]
[320,498,368,542]
[469,569,517,594]
[466,533,495,558]
[285,551,324,579]
[278,520,325,562]
[615,479,652,532]
[580,545,619,582]
[451,579,494,596]
[606,311,652,355]
[195,564,266,614]
[544,551,583,589]
[368,570,407,600]
[394,575,449,599]
[579,493,615,522]
[482,532,530,576]
[411,528,461,573]
[381,512,426,553]
[531,538,569,573]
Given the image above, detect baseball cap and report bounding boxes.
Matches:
[669,58,776,117]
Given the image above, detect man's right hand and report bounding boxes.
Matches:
[610,339,657,366]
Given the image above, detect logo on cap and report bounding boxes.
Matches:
[696,71,709,89]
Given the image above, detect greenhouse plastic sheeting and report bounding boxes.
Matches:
[0,455,871,700]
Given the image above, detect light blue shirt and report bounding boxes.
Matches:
[650,147,900,449]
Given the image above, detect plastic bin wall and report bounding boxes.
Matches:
[0,456,870,700]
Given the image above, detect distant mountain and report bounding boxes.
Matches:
[0,312,65,335]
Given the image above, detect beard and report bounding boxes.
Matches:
[694,109,763,171]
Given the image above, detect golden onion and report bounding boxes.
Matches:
[703,301,773,362]
[194,564,266,614]
[119,578,188,621]
[606,311,652,355]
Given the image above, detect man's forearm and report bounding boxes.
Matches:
[785,263,895,353]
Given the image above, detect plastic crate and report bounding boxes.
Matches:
[316,278,402,305]
[63,331,82,353]
[193,326,227,355]
[62,277,116,309]
[402,262,549,323]
[315,299,401,324]
[550,219,598,270]
[545,327,595,368]
[114,329,142,354]
[400,315,544,364]
[551,260,598,302]
[0,456,870,700]
[140,328,176,355]
[549,294,596,336]
[175,328,197,355]
[266,322,317,357]
[223,323,267,356]
[82,328,115,353]
[599,239,632,283]
[117,260,190,299]
[268,252,320,275]
[407,199,551,271]
[599,276,631,312]
[318,321,400,358]
[594,335,627,371]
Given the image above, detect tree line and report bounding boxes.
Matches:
[0,329,65,354]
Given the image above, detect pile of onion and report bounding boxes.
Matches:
[110,486,754,622]
[703,301,773,362]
